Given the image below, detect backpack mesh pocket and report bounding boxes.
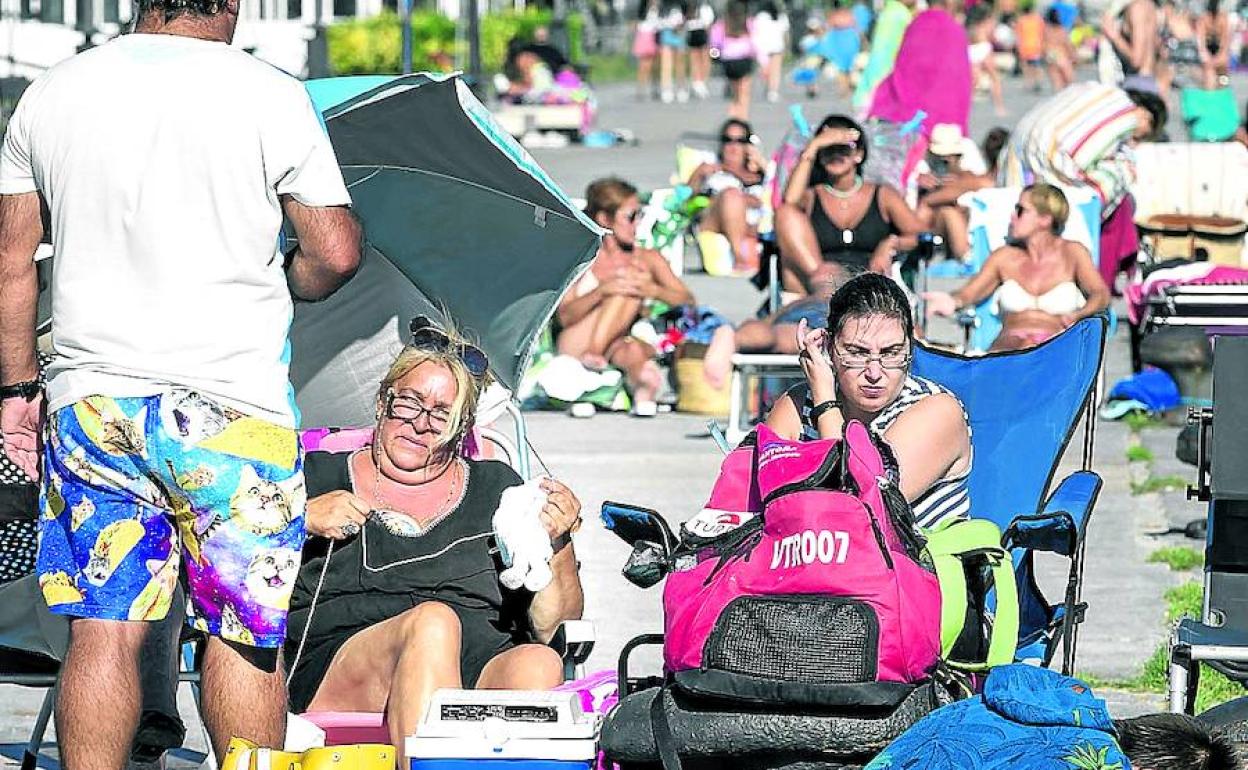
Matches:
[704,595,879,683]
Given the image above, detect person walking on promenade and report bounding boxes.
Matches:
[0,0,362,766]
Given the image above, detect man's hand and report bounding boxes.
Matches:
[917,173,942,191]
[1,393,43,481]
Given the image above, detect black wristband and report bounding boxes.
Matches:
[809,399,840,423]
[551,531,573,554]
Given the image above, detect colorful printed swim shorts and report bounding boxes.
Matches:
[37,391,305,648]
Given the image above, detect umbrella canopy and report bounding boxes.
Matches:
[290,73,602,428]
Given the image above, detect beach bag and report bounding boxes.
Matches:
[924,518,1019,672]
[661,422,942,710]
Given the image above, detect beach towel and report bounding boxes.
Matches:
[865,664,1129,770]
[1124,262,1248,325]
[866,8,972,137]
[852,0,913,110]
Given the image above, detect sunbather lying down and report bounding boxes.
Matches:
[284,328,585,767]
[556,177,736,413]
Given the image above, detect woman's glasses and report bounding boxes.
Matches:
[620,208,641,223]
[384,390,450,432]
[408,316,489,379]
[817,143,857,164]
[720,134,756,145]
[832,347,911,370]
[1013,204,1030,217]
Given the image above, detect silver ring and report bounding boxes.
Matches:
[340,521,361,538]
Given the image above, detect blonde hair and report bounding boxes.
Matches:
[376,321,481,453]
[1024,183,1070,235]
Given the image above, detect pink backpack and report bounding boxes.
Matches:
[661,422,942,708]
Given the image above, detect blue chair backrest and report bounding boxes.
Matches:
[911,316,1107,530]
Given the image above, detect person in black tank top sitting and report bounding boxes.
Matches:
[283,320,585,766]
[776,114,925,297]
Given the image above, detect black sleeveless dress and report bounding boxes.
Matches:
[283,451,528,713]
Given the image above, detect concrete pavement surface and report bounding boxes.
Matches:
[4,63,1243,766]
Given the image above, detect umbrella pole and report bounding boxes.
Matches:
[467,0,482,87]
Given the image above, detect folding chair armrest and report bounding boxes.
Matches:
[1003,471,1102,557]
[548,619,595,668]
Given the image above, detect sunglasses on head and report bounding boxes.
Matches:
[408,316,489,379]
[817,143,858,163]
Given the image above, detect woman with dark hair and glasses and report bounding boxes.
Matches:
[687,118,769,272]
[284,320,585,766]
[766,273,973,530]
[556,176,696,416]
[776,114,925,296]
[924,183,1109,351]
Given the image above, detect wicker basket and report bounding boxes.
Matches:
[675,355,731,416]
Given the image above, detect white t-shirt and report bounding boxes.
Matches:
[0,34,352,427]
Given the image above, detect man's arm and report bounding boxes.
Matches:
[281,197,362,302]
[0,192,47,480]
[0,193,44,385]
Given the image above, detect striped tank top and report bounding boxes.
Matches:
[793,376,972,529]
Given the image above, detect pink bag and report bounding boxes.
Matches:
[661,422,941,708]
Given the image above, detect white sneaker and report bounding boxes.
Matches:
[676,89,690,103]
[691,81,709,99]
[660,89,675,104]
[569,402,597,418]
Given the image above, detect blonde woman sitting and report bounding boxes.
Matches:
[284,320,584,764]
[924,184,1110,351]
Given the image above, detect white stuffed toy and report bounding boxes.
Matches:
[493,476,554,592]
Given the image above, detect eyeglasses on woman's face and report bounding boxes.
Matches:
[830,343,912,370]
[383,389,451,433]
[720,133,754,145]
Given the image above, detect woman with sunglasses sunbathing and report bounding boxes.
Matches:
[923,184,1110,351]
[686,118,769,273]
[556,176,698,415]
[776,114,926,296]
[766,273,973,530]
[283,323,585,764]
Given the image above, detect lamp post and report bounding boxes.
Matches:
[400,0,412,73]
[307,0,330,77]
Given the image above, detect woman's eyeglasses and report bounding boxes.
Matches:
[720,134,755,145]
[817,143,857,164]
[384,389,450,432]
[832,347,911,370]
[1013,204,1030,217]
[620,208,641,223]
[408,316,489,379]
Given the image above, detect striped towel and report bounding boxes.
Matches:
[997,82,1139,214]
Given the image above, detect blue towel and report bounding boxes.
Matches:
[866,664,1129,769]
[1107,367,1181,412]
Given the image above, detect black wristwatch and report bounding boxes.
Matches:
[0,380,41,402]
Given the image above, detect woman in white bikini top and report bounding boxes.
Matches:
[924,184,1110,351]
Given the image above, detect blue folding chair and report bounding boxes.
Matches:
[912,315,1108,674]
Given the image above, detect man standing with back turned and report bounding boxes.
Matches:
[0,0,362,766]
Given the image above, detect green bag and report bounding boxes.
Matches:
[924,518,1020,672]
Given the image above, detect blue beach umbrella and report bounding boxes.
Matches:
[289,73,602,428]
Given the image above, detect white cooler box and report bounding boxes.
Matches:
[407,689,598,770]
